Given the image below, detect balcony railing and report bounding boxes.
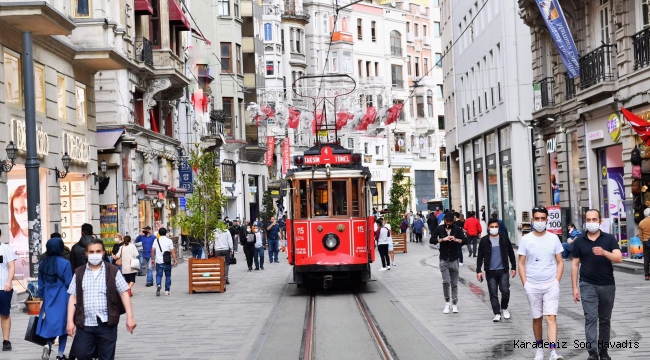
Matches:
[281,2,310,21]
[390,46,402,56]
[633,27,650,71]
[565,73,576,101]
[135,37,154,67]
[392,80,404,88]
[535,77,555,108]
[203,122,225,137]
[579,44,615,90]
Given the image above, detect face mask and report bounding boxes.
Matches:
[533,221,547,233]
[114,238,122,243]
[247,227,251,233]
[14,211,28,230]
[88,253,103,266]
[586,223,600,233]
[489,228,499,236]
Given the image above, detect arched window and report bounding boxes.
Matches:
[390,31,402,56]
[341,17,348,32]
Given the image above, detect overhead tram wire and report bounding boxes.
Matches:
[405,0,490,105]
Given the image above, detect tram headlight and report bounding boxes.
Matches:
[322,233,340,251]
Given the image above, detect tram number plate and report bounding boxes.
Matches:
[295,248,307,255]
[355,247,367,253]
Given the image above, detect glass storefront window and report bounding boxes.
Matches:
[465,172,475,214]
[501,165,515,243]
[567,131,583,230]
[487,167,499,218]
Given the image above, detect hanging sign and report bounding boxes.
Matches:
[266,136,275,167]
[607,113,621,142]
[178,149,193,193]
[282,138,290,175]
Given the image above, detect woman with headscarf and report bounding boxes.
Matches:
[36,236,73,360]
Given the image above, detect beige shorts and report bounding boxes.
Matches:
[524,279,560,319]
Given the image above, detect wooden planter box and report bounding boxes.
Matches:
[393,233,407,253]
[188,257,226,294]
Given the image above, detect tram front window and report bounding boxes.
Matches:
[313,181,328,217]
[332,181,348,216]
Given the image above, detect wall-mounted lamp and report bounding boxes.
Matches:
[55,152,71,181]
[93,159,109,184]
[1,141,18,173]
[169,202,177,210]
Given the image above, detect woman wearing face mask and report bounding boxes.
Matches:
[241,225,256,271]
[111,234,124,270]
[116,236,139,297]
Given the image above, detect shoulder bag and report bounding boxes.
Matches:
[130,245,141,270]
[157,239,172,265]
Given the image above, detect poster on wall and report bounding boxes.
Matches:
[600,145,626,220]
[549,152,560,205]
[7,179,29,277]
[546,205,562,235]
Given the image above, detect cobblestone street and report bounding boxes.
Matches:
[3,243,650,360]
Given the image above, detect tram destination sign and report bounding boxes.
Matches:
[304,154,351,165]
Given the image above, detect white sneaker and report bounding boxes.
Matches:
[493,314,501,322]
[443,303,450,314]
[452,305,458,313]
[165,291,170,296]
[379,267,388,272]
[392,262,396,266]
[459,262,463,266]
[387,266,391,270]
[549,351,564,360]
[502,309,511,319]
[534,348,544,360]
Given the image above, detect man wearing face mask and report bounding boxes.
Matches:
[477,219,517,322]
[518,207,565,360]
[241,225,256,271]
[252,225,266,270]
[430,213,467,314]
[571,209,622,360]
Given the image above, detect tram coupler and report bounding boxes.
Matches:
[323,275,333,289]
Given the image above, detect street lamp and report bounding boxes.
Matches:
[93,159,108,184]
[1,141,18,173]
[55,152,71,181]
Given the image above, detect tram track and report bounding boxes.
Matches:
[300,291,396,360]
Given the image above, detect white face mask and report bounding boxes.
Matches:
[14,211,28,230]
[489,228,499,236]
[533,221,547,233]
[114,238,122,243]
[88,253,103,265]
[585,222,600,234]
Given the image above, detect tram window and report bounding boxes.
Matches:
[299,180,308,218]
[332,181,348,216]
[351,179,360,217]
[313,181,329,217]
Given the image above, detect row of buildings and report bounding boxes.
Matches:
[443,0,642,247]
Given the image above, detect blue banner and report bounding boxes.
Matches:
[535,0,580,78]
[178,150,193,193]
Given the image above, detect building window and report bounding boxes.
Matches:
[281,29,285,52]
[410,98,415,117]
[427,90,433,117]
[366,61,371,76]
[4,52,21,107]
[438,115,445,130]
[150,0,160,47]
[236,44,242,74]
[433,22,440,37]
[391,65,403,88]
[407,22,411,33]
[57,75,66,121]
[219,0,230,16]
[223,98,234,136]
[323,13,329,34]
[415,57,420,76]
[358,60,363,76]
[364,143,368,154]
[222,159,236,183]
[264,23,272,41]
[423,25,427,37]
[395,133,406,153]
[341,17,348,32]
[415,24,419,37]
[234,0,239,17]
[220,43,232,73]
[331,51,338,72]
[35,65,45,114]
[73,0,91,17]
[296,30,302,53]
[375,62,379,76]
[407,56,412,75]
[436,85,443,99]
[75,83,87,126]
[417,96,425,117]
[424,58,428,73]
[266,61,274,75]
[371,21,376,41]
[357,19,362,40]
[343,51,352,73]
[435,53,442,67]
[643,0,650,28]
[390,31,402,55]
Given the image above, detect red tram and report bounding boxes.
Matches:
[285,143,378,288]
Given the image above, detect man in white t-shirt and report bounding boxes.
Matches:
[150,228,177,296]
[0,230,17,351]
[518,206,565,360]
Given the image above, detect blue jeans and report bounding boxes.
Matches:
[144,257,154,284]
[138,254,145,275]
[156,263,172,291]
[254,247,265,269]
[268,239,279,262]
[192,247,203,259]
[562,243,574,259]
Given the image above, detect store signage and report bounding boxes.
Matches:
[179,197,186,211]
[303,146,352,165]
[500,149,511,166]
[474,158,483,172]
[178,149,193,193]
[607,113,621,142]
[265,136,275,167]
[10,119,49,156]
[587,130,604,141]
[464,162,471,173]
[282,139,290,175]
[546,137,557,154]
[62,132,90,164]
[546,205,562,235]
[486,154,497,169]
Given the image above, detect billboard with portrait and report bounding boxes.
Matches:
[8,178,29,277]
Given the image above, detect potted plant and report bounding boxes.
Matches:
[171,146,228,293]
[210,109,228,123]
[385,168,412,253]
[25,281,42,315]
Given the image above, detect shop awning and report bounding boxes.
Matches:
[96,129,124,150]
[134,0,153,15]
[168,0,190,31]
[191,28,211,46]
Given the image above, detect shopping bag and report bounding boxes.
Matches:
[24,316,48,346]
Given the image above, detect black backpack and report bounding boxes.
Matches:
[632,147,642,165]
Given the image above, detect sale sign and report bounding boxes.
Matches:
[546,206,562,235]
[265,136,275,167]
[282,138,290,175]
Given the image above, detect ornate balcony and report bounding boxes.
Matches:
[534,77,554,109]
[135,37,154,68]
[633,27,650,71]
[282,2,310,23]
[564,73,576,101]
[579,44,615,90]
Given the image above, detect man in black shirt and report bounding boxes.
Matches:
[430,213,466,314]
[571,209,622,360]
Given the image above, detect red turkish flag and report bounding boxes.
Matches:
[311,110,325,135]
[385,103,403,125]
[336,111,353,130]
[282,139,290,175]
[265,136,275,167]
[288,107,300,129]
[261,105,275,119]
[355,107,377,131]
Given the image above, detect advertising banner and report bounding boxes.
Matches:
[178,149,193,193]
[546,205,562,235]
[282,138,290,175]
[266,136,275,167]
[535,0,580,78]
